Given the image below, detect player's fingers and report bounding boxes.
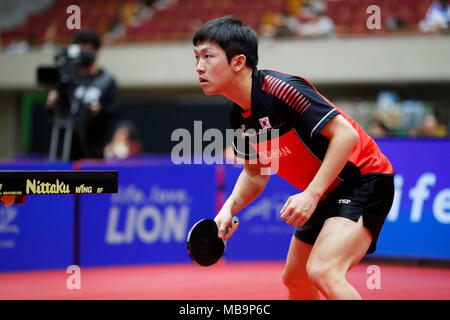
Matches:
[224,223,238,241]
[280,205,293,220]
[286,211,299,225]
[224,216,239,241]
[297,214,309,227]
[217,220,227,239]
[291,215,303,227]
[280,197,292,216]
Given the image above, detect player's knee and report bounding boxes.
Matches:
[282,267,308,290]
[306,260,340,290]
[281,268,292,288]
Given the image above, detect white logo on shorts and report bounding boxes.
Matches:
[338,199,351,204]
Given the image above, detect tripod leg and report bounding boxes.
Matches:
[62,119,74,162]
[49,122,61,161]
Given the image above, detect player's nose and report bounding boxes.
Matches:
[196,60,205,73]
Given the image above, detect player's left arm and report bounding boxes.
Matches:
[280,114,358,226]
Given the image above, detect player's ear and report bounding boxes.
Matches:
[232,54,247,72]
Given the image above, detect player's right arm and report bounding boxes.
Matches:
[215,161,270,240]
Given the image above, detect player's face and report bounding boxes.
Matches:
[194,42,234,95]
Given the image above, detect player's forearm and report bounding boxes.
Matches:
[223,167,269,215]
[306,127,358,199]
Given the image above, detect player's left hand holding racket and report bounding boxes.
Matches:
[187,214,239,266]
[215,211,240,240]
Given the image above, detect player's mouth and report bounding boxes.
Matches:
[199,77,208,85]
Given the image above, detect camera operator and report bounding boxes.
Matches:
[46,29,118,160]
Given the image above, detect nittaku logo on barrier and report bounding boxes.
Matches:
[26,179,70,194]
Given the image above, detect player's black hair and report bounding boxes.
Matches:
[193,16,258,69]
[73,29,101,50]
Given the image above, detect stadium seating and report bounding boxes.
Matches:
[0,0,438,48]
[327,0,435,36]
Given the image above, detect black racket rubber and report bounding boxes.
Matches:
[187,219,225,266]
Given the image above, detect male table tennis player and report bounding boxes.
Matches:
[193,16,394,300]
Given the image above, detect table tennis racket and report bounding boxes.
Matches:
[187,216,239,266]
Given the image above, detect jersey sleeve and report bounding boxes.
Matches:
[269,75,339,137]
[230,108,258,160]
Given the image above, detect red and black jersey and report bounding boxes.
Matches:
[231,69,394,193]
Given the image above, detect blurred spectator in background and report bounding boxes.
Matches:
[407,112,447,137]
[419,0,450,33]
[5,38,29,54]
[133,0,157,22]
[40,23,57,52]
[259,11,295,39]
[368,119,390,137]
[422,113,447,137]
[289,0,335,39]
[104,121,142,159]
[295,9,335,39]
[422,113,439,137]
[46,29,119,160]
[260,0,335,40]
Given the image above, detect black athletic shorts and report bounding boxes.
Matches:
[293,173,395,254]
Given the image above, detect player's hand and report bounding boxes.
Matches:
[214,210,239,241]
[280,191,319,227]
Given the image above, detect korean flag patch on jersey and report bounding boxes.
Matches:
[259,117,272,130]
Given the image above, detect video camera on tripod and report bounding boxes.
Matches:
[36,45,96,161]
[37,44,96,113]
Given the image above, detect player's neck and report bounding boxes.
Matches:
[223,68,253,112]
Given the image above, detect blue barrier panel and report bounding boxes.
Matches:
[78,161,216,267]
[223,139,450,262]
[0,162,74,272]
[224,165,299,261]
[374,139,450,260]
